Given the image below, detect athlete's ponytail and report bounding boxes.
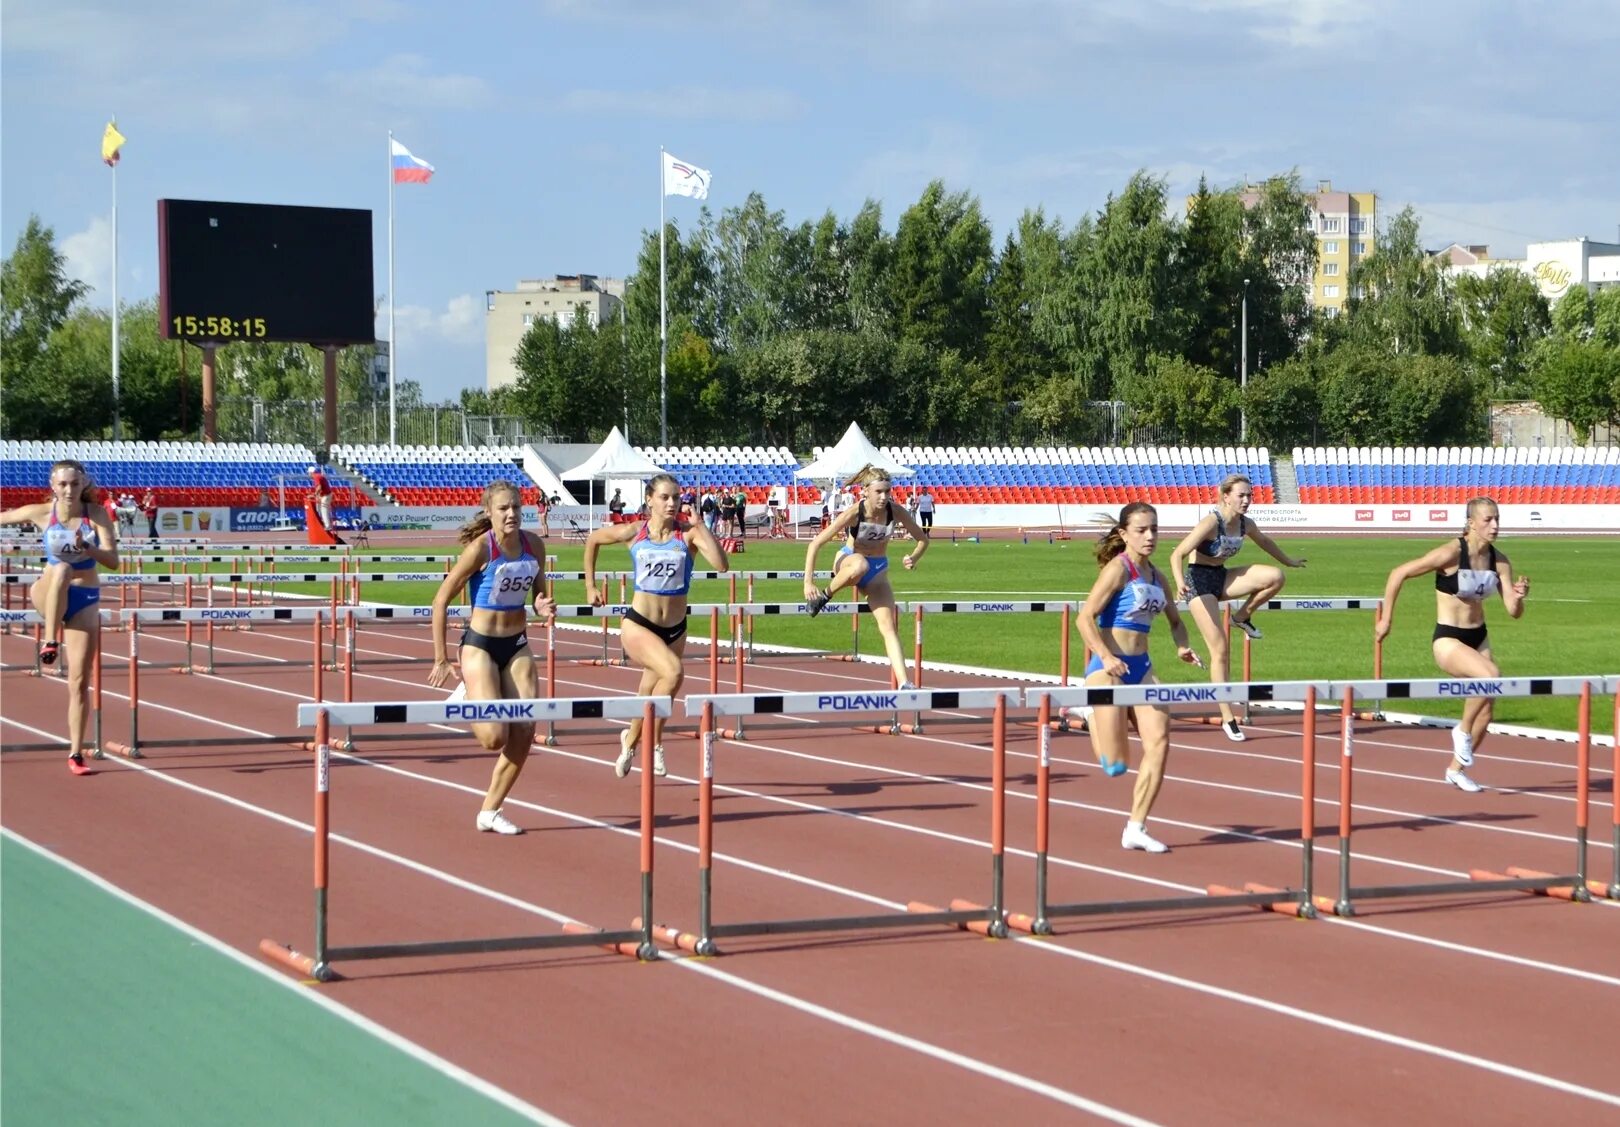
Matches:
[1094,501,1156,566]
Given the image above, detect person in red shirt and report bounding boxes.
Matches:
[308,466,333,530]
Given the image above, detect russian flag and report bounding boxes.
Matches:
[391,139,434,184]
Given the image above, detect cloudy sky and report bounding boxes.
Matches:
[4,0,1616,403]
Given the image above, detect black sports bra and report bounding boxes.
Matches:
[1435,537,1500,603]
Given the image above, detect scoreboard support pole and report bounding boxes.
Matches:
[323,346,339,448]
[202,345,218,442]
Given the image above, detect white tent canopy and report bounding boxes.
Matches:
[559,427,666,528]
[794,422,914,483]
[560,426,666,480]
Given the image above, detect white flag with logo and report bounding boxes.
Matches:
[662,151,711,200]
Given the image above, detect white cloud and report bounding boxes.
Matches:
[332,54,495,112]
[392,293,483,346]
[61,215,113,298]
[563,86,805,123]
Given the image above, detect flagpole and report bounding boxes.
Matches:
[387,131,398,447]
[111,135,122,441]
[658,145,668,447]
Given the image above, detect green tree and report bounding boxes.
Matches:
[1549,285,1595,340]
[1120,353,1238,443]
[1317,345,1395,444]
[1243,355,1322,448]
[1344,206,1462,358]
[1533,338,1620,444]
[1384,353,1488,445]
[1,217,92,436]
[1592,286,1620,348]
[1178,178,1242,377]
[1239,174,1319,370]
[844,200,896,339]
[1078,172,1181,400]
[1454,269,1551,395]
[892,181,992,358]
[984,232,1050,441]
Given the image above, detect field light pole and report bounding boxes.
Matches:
[1240,278,1250,444]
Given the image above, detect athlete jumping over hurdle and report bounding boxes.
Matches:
[1,458,119,775]
[802,465,930,690]
[1169,473,1306,743]
[1078,502,1200,854]
[428,480,556,834]
[584,473,729,779]
[1375,496,1530,793]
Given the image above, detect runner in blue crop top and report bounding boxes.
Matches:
[1376,496,1529,794]
[802,465,932,690]
[430,480,557,835]
[1169,472,1307,743]
[1077,502,1199,854]
[1,458,120,775]
[586,473,729,780]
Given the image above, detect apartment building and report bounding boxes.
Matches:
[485,275,625,390]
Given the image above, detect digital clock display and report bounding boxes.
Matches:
[158,199,376,345]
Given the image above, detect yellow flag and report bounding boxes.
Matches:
[101,121,126,166]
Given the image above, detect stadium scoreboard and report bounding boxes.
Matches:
[157,199,376,346]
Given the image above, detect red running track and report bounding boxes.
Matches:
[2,618,1617,1125]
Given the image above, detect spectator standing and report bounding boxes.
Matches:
[916,485,935,533]
[308,466,334,530]
[700,488,718,534]
[140,488,158,540]
[734,487,749,539]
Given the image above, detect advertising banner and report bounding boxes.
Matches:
[229,507,304,531]
[155,507,231,535]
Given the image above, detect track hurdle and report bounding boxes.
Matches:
[1025,680,1336,928]
[1324,675,1611,914]
[262,694,675,981]
[681,687,1023,955]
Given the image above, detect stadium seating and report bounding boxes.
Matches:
[859,446,1276,506]
[1292,446,1620,504]
[332,444,542,507]
[641,445,813,503]
[0,440,341,509]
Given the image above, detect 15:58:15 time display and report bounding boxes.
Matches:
[170,315,268,339]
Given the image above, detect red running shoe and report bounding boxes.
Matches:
[41,641,60,665]
[67,753,93,776]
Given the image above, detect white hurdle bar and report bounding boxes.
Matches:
[261,694,676,980]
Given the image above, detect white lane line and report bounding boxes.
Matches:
[0,825,567,1126]
[0,716,1155,1125]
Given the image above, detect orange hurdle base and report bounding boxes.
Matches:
[948,898,1038,935]
[631,917,703,954]
[1500,867,1603,901]
[258,939,340,983]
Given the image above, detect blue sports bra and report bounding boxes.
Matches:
[1097,556,1169,634]
[629,525,693,596]
[467,531,541,610]
[44,508,99,571]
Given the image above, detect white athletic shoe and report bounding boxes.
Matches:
[1121,822,1169,853]
[652,745,667,777]
[475,807,522,835]
[446,681,467,702]
[1222,719,1247,743]
[898,680,916,691]
[1233,617,1263,641]
[1445,769,1483,794]
[1450,725,1475,768]
[614,729,636,778]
